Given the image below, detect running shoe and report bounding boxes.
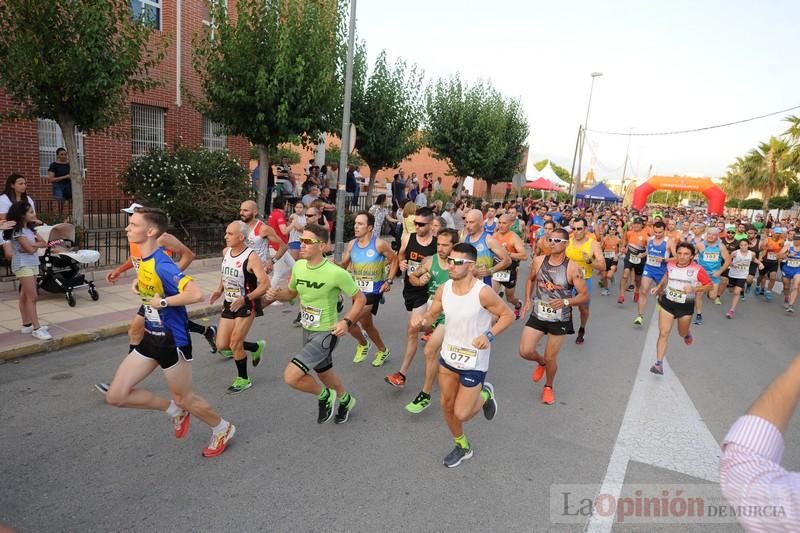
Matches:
[32,327,53,341]
[318,388,337,424]
[94,382,110,395]
[251,339,266,367]
[482,382,497,420]
[292,312,302,328]
[787,306,795,314]
[726,309,735,319]
[202,423,236,458]
[714,297,722,305]
[633,315,644,327]
[684,333,693,346]
[601,288,609,296]
[514,302,522,320]
[353,340,372,364]
[531,363,545,383]
[334,394,356,424]
[541,386,555,405]
[575,327,585,345]
[745,284,752,295]
[740,292,746,302]
[371,348,391,367]
[20,324,34,334]
[755,287,764,296]
[227,377,252,394]
[633,292,640,303]
[443,444,473,468]
[627,284,635,292]
[405,392,431,414]
[204,325,217,353]
[172,410,190,438]
[765,292,774,302]
[220,349,234,359]
[385,372,406,388]
[693,314,703,326]
[650,362,664,375]
[617,296,625,305]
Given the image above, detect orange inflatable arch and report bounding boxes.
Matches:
[632,176,726,215]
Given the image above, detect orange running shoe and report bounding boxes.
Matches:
[202,423,236,458]
[531,364,545,383]
[172,411,190,439]
[384,372,406,388]
[541,386,554,405]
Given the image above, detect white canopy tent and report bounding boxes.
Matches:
[538,161,569,189]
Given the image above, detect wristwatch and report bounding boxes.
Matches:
[159,298,168,308]
[485,331,495,343]
[562,298,570,307]
[343,318,353,328]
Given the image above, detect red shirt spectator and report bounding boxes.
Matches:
[267,198,290,251]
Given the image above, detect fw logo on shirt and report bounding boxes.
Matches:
[296,279,326,289]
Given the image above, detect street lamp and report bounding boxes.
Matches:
[571,72,603,204]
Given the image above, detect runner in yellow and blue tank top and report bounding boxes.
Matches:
[564,217,605,345]
[779,233,800,313]
[341,211,397,367]
[462,209,510,287]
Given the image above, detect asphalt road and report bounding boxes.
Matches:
[1,262,798,533]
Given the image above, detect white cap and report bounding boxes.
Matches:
[121,202,143,214]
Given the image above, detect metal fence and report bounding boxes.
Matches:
[34,199,133,229]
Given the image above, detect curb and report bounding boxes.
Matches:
[0,304,223,362]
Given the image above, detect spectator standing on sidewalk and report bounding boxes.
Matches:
[5,202,51,340]
[392,171,407,210]
[47,148,72,200]
[0,174,38,222]
[346,165,359,208]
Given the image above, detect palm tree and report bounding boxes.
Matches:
[743,137,795,212]
[721,156,752,200]
[783,114,800,171]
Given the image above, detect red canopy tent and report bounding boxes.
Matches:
[524,177,561,191]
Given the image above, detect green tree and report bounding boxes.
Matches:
[350,47,424,205]
[534,160,573,184]
[742,137,795,213]
[325,143,364,169]
[192,0,346,210]
[740,198,763,210]
[479,97,528,200]
[0,0,166,224]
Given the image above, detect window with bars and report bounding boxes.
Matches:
[203,117,227,152]
[131,104,165,157]
[38,119,85,178]
[202,0,228,40]
[131,0,161,30]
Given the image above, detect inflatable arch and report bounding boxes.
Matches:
[632,176,726,215]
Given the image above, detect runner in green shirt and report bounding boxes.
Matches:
[266,223,365,425]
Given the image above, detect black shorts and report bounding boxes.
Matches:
[221,298,263,319]
[748,262,758,277]
[763,260,779,274]
[720,268,730,279]
[403,290,429,312]
[525,312,575,336]
[657,296,693,319]
[364,292,381,316]
[604,258,618,271]
[728,277,747,289]
[495,266,519,289]
[134,332,192,370]
[624,258,645,275]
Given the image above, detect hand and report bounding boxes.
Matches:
[331,319,349,337]
[582,252,592,263]
[419,272,431,285]
[230,296,245,312]
[0,220,16,231]
[476,265,488,278]
[379,281,392,294]
[265,287,280,301]
[399,260,409,272]
[758,263,764,270]
[209,290,222,304]
[650,287,659,296]
[472,334,490,350]
[548,298,566,310]
[711,270,720,278]
[106,270,120,284]
[131,279,140,296]
[521,298,531,317]
[685,285,695,294]
[410,314,426,330]
[148,295,163,309]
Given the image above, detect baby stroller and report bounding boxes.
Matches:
[34,223,100,307]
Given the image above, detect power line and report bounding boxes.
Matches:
[587,104,800,137]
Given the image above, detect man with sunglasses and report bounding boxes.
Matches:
[412,243,514,467]
[757,227,784,300]
[392,207,439,388]
[565,217,605,344]
[777,232,800,313]
[718,225,744,300]
[340,211,396,367]
[462,209,511,287]
[618,217,648,305]
[492,214,528,319]
[265,224,366,424]
[520,228,589,405]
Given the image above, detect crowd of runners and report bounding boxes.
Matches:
[94,196,800,466]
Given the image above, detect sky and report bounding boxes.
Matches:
[356,0,800,184]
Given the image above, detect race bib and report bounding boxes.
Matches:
[628,253,642,265]
[142,303,162,324]
[492,270,511,282]
[131,257,142,272]
[442,343,478,370]
[666,287,687,303]
[354,275,374,293]
[646,255,662,267]
[767,252,777,261]
[224,287,242,302]
[702,252,719,263]
[407,260,421,274]
[731,262,747,272]
[788,259,800,268]
[535,299,562,321]
[300,304,322,328]
[603,250,616,259]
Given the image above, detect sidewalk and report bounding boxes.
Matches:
[0,258,225,361]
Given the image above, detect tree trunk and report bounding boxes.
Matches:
[365,167,378,207]
[484,180,493,202]
[258,144,270,215]
[455,178,465,198]
[58,114,82,227]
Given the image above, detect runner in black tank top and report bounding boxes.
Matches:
[402,232,437,311]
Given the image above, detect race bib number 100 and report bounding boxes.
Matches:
[442,343,478,370]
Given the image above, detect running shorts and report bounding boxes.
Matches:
[525,312,575,336]
[604,258,618,271]
[728,277,747,289]
[781,267,800,279]
[624,257,645,276]
[134,332,192,370]
[657,295,693,319]
[439,357,486,388]
[642,267,666,284]
[762,260,779,274]
[403,292,429,312]
[495,265,519,289]
[292,329,339,374]
[221,298,263,319]
[364,292,381,316]
[748,262,758,277]
[699,265,720,286]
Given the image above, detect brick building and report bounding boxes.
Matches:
[0,0,250,204]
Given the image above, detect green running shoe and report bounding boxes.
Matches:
[353,340,372,364]
[371,348,391,367]
[405,392,431,414]
[227,376,252,394]
[633,315,644,327]
[251,339,266,367]
[318,388,337,423]
[220,349,234,359]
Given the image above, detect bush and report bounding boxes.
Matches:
[768,196,794,210]
[740,198,764,210]
[120,146,252,227]
[725,198,740,208]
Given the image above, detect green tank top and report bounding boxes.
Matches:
[428,254,449,298]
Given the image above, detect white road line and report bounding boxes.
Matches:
[585,310,722,533]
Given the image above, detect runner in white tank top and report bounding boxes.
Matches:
[414,242,514,468]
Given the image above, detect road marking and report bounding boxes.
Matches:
[586,310,722,533]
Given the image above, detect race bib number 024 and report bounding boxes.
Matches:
[441,343,477,370]
[666,287,687,303]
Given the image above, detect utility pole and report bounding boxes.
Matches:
[619,129,632,196]
[568,125,582,198]
[572,72,603,204]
